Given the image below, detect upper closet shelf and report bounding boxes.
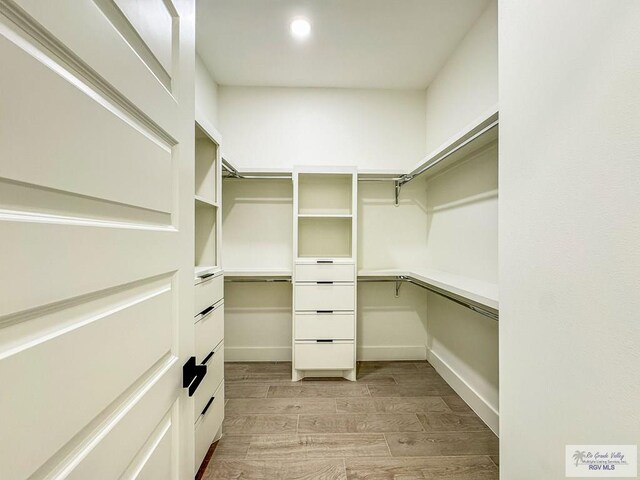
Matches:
[297,213,352,218]
[406,106,498,184]
[359,268,498,318]
[195,195,219,208]
[225,269,292,283]
[220,106,498,197]
[195,111,222,146]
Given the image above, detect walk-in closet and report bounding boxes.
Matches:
[1,0,638,479]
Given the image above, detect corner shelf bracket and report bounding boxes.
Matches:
[395,276,404,297]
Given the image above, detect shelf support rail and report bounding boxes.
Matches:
[392,119,499,206]
[358,276,498,321]
[224,278,292,283]
[222,158,292,180]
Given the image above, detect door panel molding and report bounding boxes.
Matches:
[30,354,179,479]
[0,0,176,145]
[93,0,176,90]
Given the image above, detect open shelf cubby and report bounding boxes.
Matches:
[298,173,352,215]
[195,201,217,269]
[195,124,217,204]
[297,216,353,258]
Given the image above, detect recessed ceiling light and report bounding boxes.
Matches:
[290,18,311,39]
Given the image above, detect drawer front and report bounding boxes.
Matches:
[294,341,355,370]
[194,341,224,419]
[295,263,355,282]
[294,284,355,311]
[195,382,224,469]
[194,274,223,317]
[195,302,224,363]
[295,313,355,340]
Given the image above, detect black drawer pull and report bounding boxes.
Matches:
[198,305,215,317]
[182,357,207,397]
[202,350,215,364]
[316,339,334,343]
[201,396,215,416]
[316,310,334,314]
[317,260,334,264]
[317,281,334,285]
[198,272,215,280]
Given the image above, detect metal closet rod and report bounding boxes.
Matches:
[397,120,499,187]
[224,278,292,283]
[224,276,498,321]
[358,277,499,321]
[222,158,402,182]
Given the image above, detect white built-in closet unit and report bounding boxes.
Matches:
[292,167,358,381]
[193,123,225,469]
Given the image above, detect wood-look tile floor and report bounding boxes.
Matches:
[202,361,499,480]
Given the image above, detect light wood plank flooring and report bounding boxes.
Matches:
[201,361,499,479]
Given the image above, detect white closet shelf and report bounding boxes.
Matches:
[358,268,499,312]
[405,106,499,183]
[195,113,222,146]
[195,195,219,208]
[296,256,355,263]
[297,213,352,218]
[225,269,292,278]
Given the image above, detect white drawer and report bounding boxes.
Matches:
[194,341,224,420]
[294,284,355,311]
[195,302,224,363]
[295,313,354,340]
[295,263,354,282]
[194,273,223,317]
[294,341,354,370]
[195,382,224,470]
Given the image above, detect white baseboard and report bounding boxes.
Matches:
[426,347,500,436]
[225,346,291,362]
[224,345,426,362]
[357,345,426,361]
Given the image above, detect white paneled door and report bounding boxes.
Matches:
[0,1,195,479]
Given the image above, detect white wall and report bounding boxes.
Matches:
[500,1,640,478]
[358,179,429,271]
[195,53,219,131]
[218,86,426,171]
[424,142,499,433]
[424,0,497,153]
[222,179,293,271]
[224,281,428,363]
[424,143,498,282]
[416,0,499,434]
[224,282,292,361]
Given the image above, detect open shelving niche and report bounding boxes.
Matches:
[194,122,222,279]
[295,172,355,261]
